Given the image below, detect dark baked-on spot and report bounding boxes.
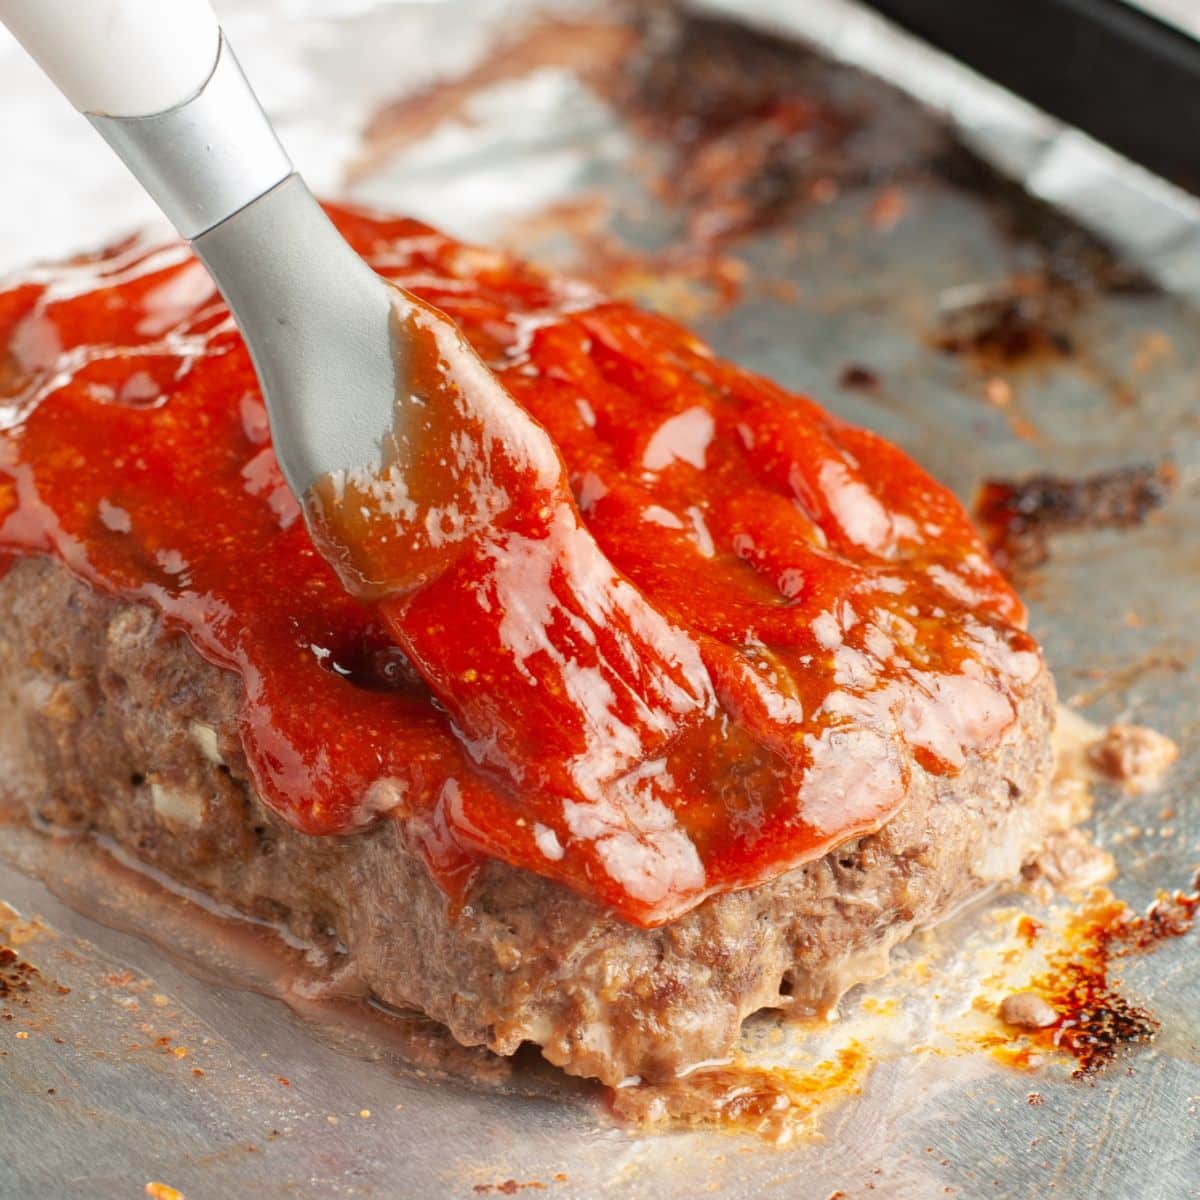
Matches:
[932,274,1078,369]
[975,462,1175,573]
[0,946,39,1000]
[838,363,881,392]
[613,9,862,241]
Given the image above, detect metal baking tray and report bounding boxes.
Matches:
[2,2,1198,1196]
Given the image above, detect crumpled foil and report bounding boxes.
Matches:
[2,4,1198,1200]
[698,0,1200,299]
[5,0,1200,296]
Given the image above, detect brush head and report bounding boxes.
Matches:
[194,174,401,500]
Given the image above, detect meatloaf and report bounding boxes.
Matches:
[0,210,1061,1086]
[1,555,1058,1084]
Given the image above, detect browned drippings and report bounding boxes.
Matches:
[839,363,881,391]
[609,1044,868,1143]
[933,274,1078,369]
[1016,915,1043,947]
[0,905,66,1015]
[614,10,858,244]
[974,462,1175,573]
[998,878,1200,1078]
[934,146,1154,298]
[471,1181,551,1196]
[349,6,893,311]
[350,17,637,183]
[502,9,865,309]
[0,944,39,1001]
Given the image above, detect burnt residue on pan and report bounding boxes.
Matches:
[974,462,1176,573]
[0,906,68,1033]
[932,274,1079,369]
[348,3,955,308]
[0,945,39,1003]
[353,3,874,230]
[997,877,1200,1078]
[612,9,861,245]
[608,1043,869,1143]
[935,146,1154,298]
[521,6,886,304]
[347,16,638,183]
[838,363,882,391]
[926,148,1155,405]
[348,0,1154,338]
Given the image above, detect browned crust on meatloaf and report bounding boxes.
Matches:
[0,556,1060,1085]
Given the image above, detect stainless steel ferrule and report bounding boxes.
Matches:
[86,33,293,241]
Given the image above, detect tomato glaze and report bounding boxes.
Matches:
[0,208,1041,925]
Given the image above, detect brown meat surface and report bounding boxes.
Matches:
[0,555,1060,1085]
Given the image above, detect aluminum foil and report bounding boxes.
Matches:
[2,3,1199,1198]
[1132,0,1200,37]
[700,0,1200,300]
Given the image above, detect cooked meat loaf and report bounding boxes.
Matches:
[1,555,1058,1085]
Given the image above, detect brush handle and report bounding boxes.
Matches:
[0,0,220,116]
[1,0,398,500]
[0,0,293,238]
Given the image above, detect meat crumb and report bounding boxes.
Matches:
[868,185,907,232]
[1000,992,1059,1030]
[1089,724,1179,793]
[1019,828,1114,902]
[983,377,1013,408]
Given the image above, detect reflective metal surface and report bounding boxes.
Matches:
[89,35,292,240]
[195,173,399,496]
[1,2,1198,1197]
[1129,0,1200,38]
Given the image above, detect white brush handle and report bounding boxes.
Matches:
[0,0,220,118]
[1,0,292,239]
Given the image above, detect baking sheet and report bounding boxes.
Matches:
[1129,0,1200,37]
[2,2,1199,1197]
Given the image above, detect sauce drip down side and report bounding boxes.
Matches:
[0,210,1040,925]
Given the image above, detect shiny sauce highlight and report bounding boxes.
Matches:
[0,209,1039,925]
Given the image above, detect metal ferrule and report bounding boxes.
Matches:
[87,33,293,240]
